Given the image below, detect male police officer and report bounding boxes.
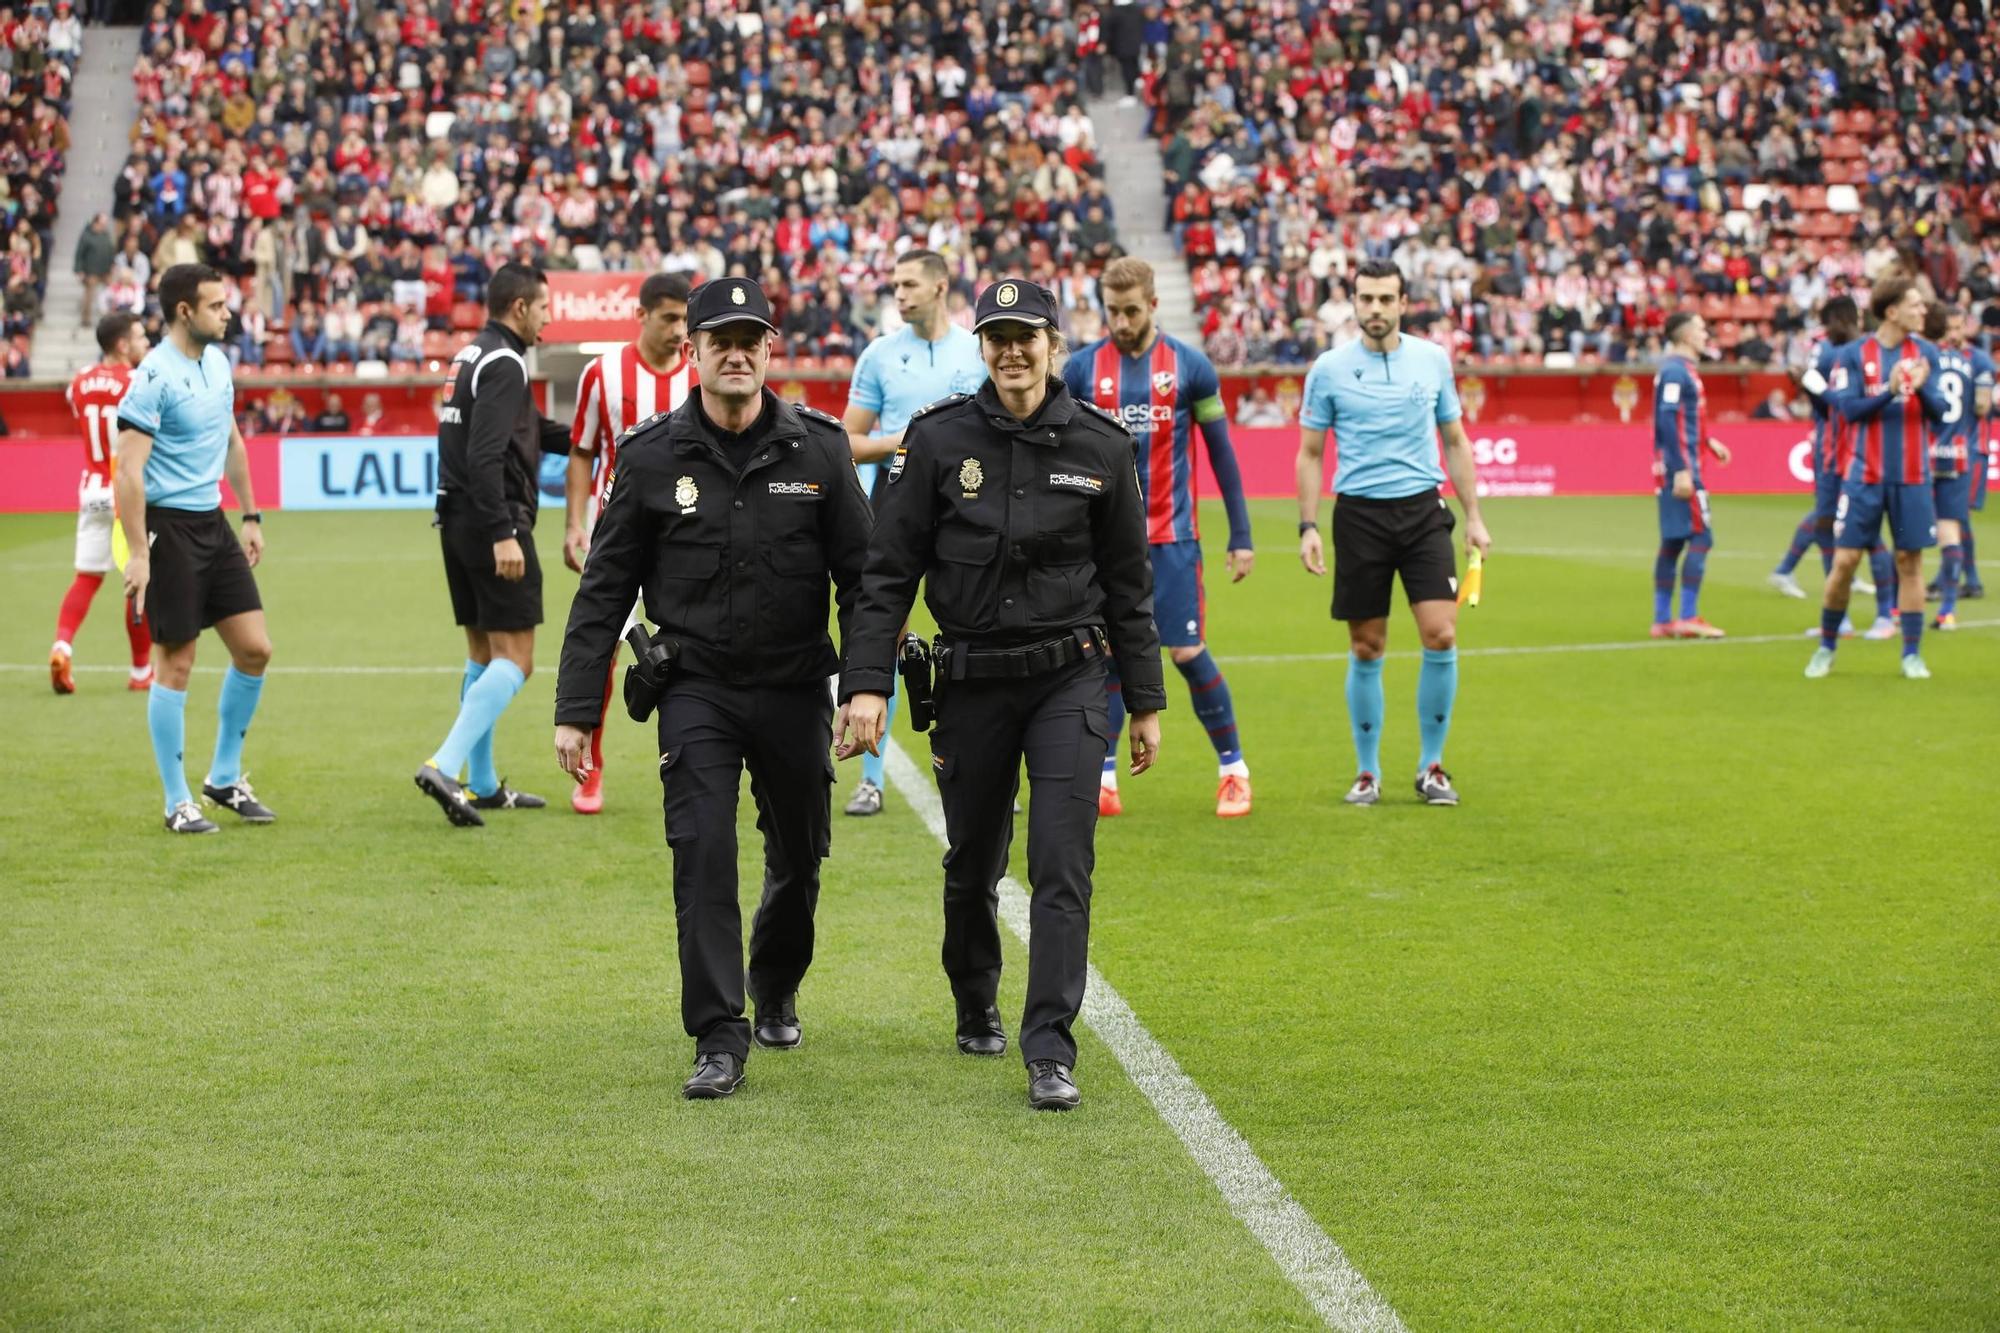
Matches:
[416,261,569,826]
[553,277,872,1101]
[838,278,1163,1112]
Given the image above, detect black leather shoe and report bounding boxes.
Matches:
[753,995,801,1050]
[682,1051,744,1100]
[956,1004,1007,1056]
[1027,1059,1080,1111]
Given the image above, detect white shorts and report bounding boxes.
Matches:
[75,474,117,574]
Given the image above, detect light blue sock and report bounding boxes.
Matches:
[1345,654,1384,777]
[148,683,193,814]
[460,660,501,797]
[862,686,898,788]
[431,658,524,780]
[1417,647,1459,770]
[205,666,265,787]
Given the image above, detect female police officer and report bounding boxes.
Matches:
[837,278,1164,1111]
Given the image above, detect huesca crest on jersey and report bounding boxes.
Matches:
[959,457,983,496]
[675,475,699,510]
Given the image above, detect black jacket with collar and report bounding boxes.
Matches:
[554,386,873,725]
[435,320,569,542]
[838,377,1166,711]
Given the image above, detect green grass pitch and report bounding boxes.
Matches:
[2,496,1994,1328]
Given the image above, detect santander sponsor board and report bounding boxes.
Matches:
[543,272,644,342]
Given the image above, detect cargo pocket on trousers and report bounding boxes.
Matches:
[1072,713,1112,803]
[658,746,690,847]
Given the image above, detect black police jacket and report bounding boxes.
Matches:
[839,377,1167,712]
[553,387,872,726]
[435,321,570,542]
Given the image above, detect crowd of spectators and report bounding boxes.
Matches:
[97,0,1124,372]
[0,2,83,375]
[1142,0,2000,368]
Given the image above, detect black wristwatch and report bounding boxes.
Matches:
[241,511,264,525]
[1298,520,1319,535]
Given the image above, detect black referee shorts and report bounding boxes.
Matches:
[439,518,543,631]
[144,506,262,645]
[1331,488,1458,621]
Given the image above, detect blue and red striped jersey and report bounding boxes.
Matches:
[1803,337,1855,475]
[1062,332,1242,546]
[1927,343,1995,478]
[1830,335,1944,486]
[1652,354,1709,490]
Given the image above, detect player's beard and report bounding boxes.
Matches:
[1113,321,1153,356]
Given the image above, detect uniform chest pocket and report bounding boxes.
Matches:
[764,538,823,577]
[936,526,1001,565]
[659,544,721,579]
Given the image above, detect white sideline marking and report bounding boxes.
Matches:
[7,619,1994,679]
[883,741,1404,1333]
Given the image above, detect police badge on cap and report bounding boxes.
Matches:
[688,278,778,333]
[972,278,1060,333]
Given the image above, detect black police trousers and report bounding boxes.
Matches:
[928,655,1111,1067]
[657,676,833,1059]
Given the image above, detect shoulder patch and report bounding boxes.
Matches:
[795,403,843,429]
[909,392,971,423]
[613,409,673,453]
[1076,398,1134,436]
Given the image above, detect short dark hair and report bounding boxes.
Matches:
[1923,301,1954,342]
[486,261,547,319]
[1820,295,1859,342]
[894,248,950,282]
[639,272,691,310]
[1352,259,1407,296]
[1869,275,1917,323]
[1664,311,1698,344]
[96,310,141,355]
[158,263,223,328]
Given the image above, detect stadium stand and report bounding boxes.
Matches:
[0,2,82,375]
[1138,1,2000,367]
[104,0,1120,373]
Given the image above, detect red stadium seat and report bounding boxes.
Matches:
[451,302,484,331]
[422,331,453,360]
[263,338,294,366]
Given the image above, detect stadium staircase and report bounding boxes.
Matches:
[34,26,141,379]
[1085,95,1201,344]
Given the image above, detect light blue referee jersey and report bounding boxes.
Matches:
[849,323,987,435]
[117,339,237,511]
[1300,335,1463,499]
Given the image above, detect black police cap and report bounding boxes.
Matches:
[687,277,778,333]
[972,277,1060,333]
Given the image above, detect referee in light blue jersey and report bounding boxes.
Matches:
[114,263,276,834]
[838,247,987,816]
[1294,259,1492,808]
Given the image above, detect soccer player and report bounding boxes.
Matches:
[415,262,567,826]
[1921,303,1994,630]
[115,264,276,834]
[1649,312,1733,639]
[1806,275,1947,680]
[1062,256,1255,818]
[838,248,986,817]
[1769,296,1858,602]
[561,272,695,814]
[1295,260,1492,807]
[51,312,154,695]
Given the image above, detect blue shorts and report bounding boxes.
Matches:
[1657,489,1713,542]
[1150,539,1206,647]
[1933,472,1972,526]
[1835,480,1937,551]
[1812,467,1844,522]
[1972,454,1989,511]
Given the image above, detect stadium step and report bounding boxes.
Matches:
[1084,95,1204,345]
[32,26,141,378]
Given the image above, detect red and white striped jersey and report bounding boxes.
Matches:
[66,361,133,483]
[570,343,697,512]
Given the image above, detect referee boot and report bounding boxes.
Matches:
[1415,764,1460,806]
[470,779,547,811]
[164,800,220,835]
[1027,1060,1081,1112]
[956,1003,1008,1057]
[683,1051,745,1100]
[203,775,276,823]
[414,763,484,828]
[753,994,802,1050]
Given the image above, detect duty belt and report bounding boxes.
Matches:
[941,626,1105,680]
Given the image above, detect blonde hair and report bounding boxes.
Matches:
[1100,257,1156,298]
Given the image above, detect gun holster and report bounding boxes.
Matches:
[622,624,679,723]
[897,632,935,732]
